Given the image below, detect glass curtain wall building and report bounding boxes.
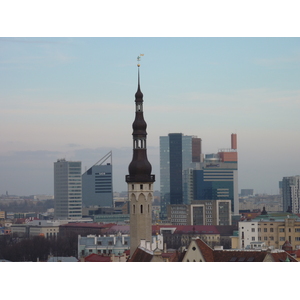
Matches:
[82,151,113,207]
[54,159,82,219]
[160,133,201,219]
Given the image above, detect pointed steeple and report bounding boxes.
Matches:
[126,62,155,183]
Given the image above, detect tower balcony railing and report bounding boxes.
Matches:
[125,174,155,183]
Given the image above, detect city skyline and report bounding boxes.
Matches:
[1,37,300,196]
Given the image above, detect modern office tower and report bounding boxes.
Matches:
[82,151,113,207]
[160,133,201,219]
[125,62,155,255]
[193,134,238,215]
[282,176,300,213]
[54,159,82,220]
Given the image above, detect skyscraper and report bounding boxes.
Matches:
[160,133,201,219]
[125,60,155,255]
[54,159,82,219]
[82,151,113,207]
[282,176,300,213]
[193,134,238,215]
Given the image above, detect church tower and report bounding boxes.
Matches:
[126,57,155,256]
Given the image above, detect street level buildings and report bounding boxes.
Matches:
[237,212,300,250]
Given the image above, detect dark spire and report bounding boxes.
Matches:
[261,206,268,215]
[126,62,155,183]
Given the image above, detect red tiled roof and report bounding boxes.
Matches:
[270,252,297,262]
[194,238,215,262]
[105,224,130,234]
[129,247,153,262]
[59,222,107,228]
[84,253,111,262]
[188,238,298,262]
[213,250,266,262]
[151,225,220,235]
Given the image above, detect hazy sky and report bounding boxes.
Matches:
[1,37,300,196]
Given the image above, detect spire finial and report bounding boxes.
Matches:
[137,54,144,67]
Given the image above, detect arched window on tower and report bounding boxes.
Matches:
[140,204,143,214]
[133,204,136,214]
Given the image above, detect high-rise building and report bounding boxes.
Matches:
[193,134,238,215]
[82,151,113,207]
[160,133,201,219]
[54,159,82,219]
[282,176,300,213]
[125,61,155,255]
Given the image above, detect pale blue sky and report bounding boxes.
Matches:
[1,37,300,195]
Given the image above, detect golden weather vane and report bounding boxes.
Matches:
[137,54,144,67]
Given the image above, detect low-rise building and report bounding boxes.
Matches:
[10,220,61,238]
[167,200,231,226]
[182,237,297,262]
[78,232,130,258]
[237,211,300,250]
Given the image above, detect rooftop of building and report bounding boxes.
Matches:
[189,238,298,262]
[84,253,111,262]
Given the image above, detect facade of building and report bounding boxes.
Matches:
[167,204,191,225]
[78,233,130,259]
[10,220,61,238]
[241,189,254,197]
[82,151,113,207]
[125,61,155,255]
[160,133,201,219]
[238,212,300,250]
[191,200,232,226]
[54,159,82,219]
[282,176,300,213]
[193,134,238,215]
[167,200,231,226]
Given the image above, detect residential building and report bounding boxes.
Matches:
[160,133,201,219]
[10,220,61,238]
[54,159,82,219]
[78,232,130,258]
[282,175,300,213]
[82,151,113,207]
[237,211,300,250]
[238,221,259,249]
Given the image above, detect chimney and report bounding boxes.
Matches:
[231,133,237,150]
[140,239,146,248]
[146,241,151,251]
[163,243,167,253]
